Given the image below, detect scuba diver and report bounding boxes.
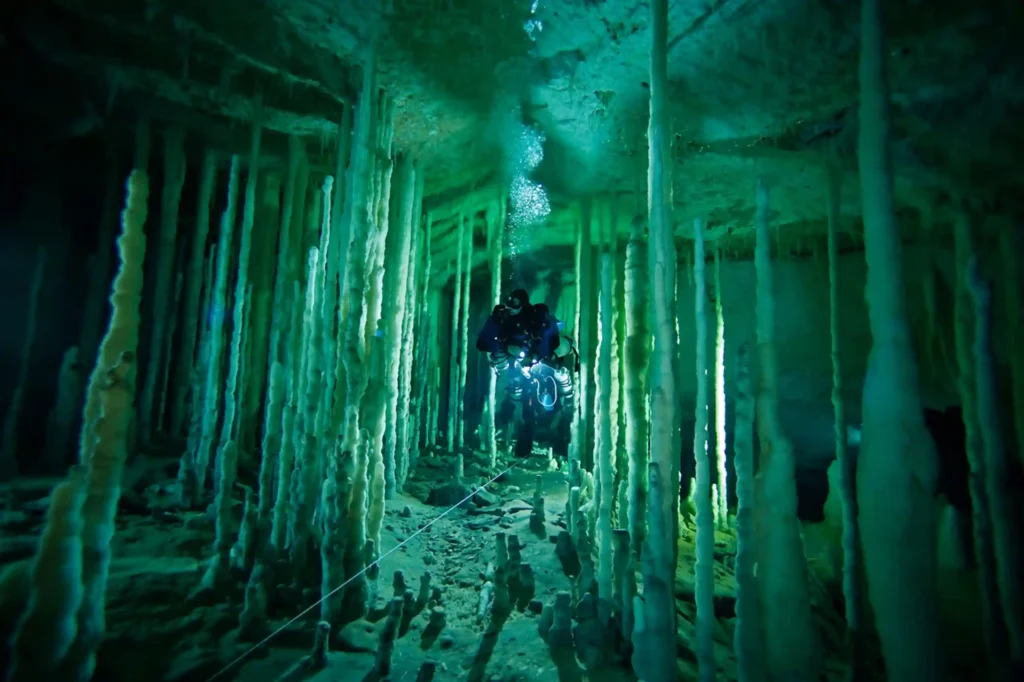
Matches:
[475,289,576,459]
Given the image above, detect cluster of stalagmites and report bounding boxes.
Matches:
[545,462,636,682]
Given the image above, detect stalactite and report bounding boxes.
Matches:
[447,215,466,454]
[692,220,715,682]
[595,251,615,604]
[754,179,821,681]
[457,215,473,450]
[139,125,186,441]
[713,248,728,529]
[624,216,650,556]
[856,0,944,676]
[636,1,679,679]
[170,148,217,435]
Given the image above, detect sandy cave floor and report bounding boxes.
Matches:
[0,442,853,682]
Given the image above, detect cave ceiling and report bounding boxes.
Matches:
[3,0,1023,266]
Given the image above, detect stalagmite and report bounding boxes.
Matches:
[856,0,944,677]
[244,172,284,454]
[338,41,381,462]
[999,227,1024,471]
[967,258,1024,659]
[78,145,119,374]
[731,344,764,682]
[43,347,81,471]
[826,161,863,675]
[193,157,241,500]
[411,213,434,466]
[457,215,473,450]
[636,1,679,680]
[713,248,728,528]
[396,174,424,491]
[6,469,85,682]
[170,148,217,435]
[954,213,1005,663]
[139,125,186,441]
[595,251,615,603]
[383,157,416,499]
[691,219,715,682]
[754,179,820,681]
[447,214,466,452]
[623,216,650,555]
[62,169,149,681]
[574,201,597,473]
[291,179,335,577]
[0,246,46,478]
[321,440,354,627]
[486,202,504,468]
[156,274,183,429]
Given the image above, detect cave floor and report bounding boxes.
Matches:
[0,441,854,682]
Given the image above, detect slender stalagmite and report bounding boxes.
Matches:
[339,42,380,457]
[171,148,217,435]
[999,226,1024,472]
[966,258,1024,661]
[636,1,679,680]
[78,145,119,373]
[754,179,821,682]
[447,215,466,453]
[457,216,473,450]
[396,172,424,491]
[62,169,149,681]
[192,158,241,499]
[713,248,728,528]
[623,216,650,555]
[0,247,46,476]
[856,0,944,677]
[139,125,186,440]
[692,220,715,682]
[954,213,1005,663]
[486,202,504,468]
[383,158,416,499]
[732,344,764,682]
[596,251,615,604]
[411,212,434,467]
[826,162,863,676]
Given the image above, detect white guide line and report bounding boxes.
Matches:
[206,459,524,681]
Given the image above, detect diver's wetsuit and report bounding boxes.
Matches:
[475,302,561,365]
